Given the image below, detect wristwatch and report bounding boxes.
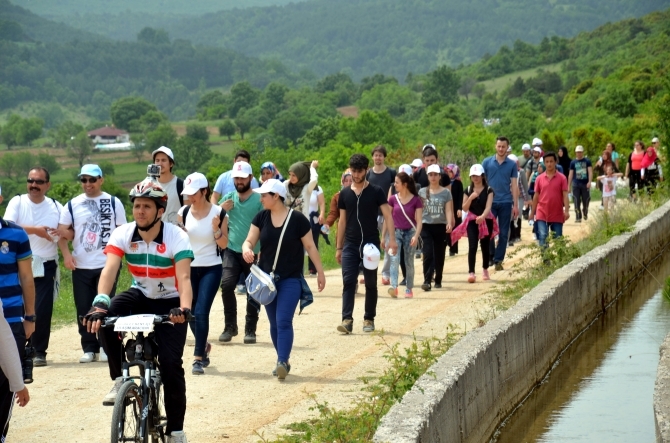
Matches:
[24,315,36,322]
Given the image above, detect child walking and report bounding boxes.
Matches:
[597,165,623,212]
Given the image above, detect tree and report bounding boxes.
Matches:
[219,120,236,141]
[228,81,261,118]
[67,131,93,168]
[50,121,85,148]
[138,110,169,133]
[110,97,159,131]
[235,111,254,140]
[172,136,212,176]
[422,66,460,106]
[98,161,116,177]
[458,78,477,100]
[0,115,44,149]
[137,27,170,45]
[145,123,178,155]
[472,83,487,100]
[186,124,209,142]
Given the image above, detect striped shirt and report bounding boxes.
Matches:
[0,217,32,323]
[104,222,193,300]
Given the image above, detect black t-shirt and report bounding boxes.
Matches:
[413,166,451,189]
[338,183,387,244]
[366,167,396,215]
[252,209,311,279]
[464,186,494,216]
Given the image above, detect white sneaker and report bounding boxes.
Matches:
[168,430,188,443]
[235,284,247,295]
[79,352,98,363]
[102,377,124,406]
[99,348,108,362]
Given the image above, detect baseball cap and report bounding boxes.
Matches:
[652,137,660,143]
[398,164,413,175]
[252,178,286,198]
[410,158,423,168]
[469,164,485,176]
[231,161,253,178]
[533,147,542,153]
[508,154,518,162]
[362,243,381,270]
[78,164,103,177]
[575,145,584,152]
[522,143,531,151]
[426,164,441,174]
[152,146,174,161]
[532,138,543,146]
[422,143,436,153]
[181,172,208,195]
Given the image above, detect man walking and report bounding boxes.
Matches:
[217,162,263,344]
[525,138,543,182]
[529,152,570,247]
[482,136,519,270]
[58,164,126,363]
[336,154,397,334]
[211,150,260,205]
[413,144,451,189]
[519,143,532,170]
[568,145,593,222]
[4,167,63,366]
[152,146,187,225]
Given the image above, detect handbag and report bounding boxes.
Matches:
[395,195,423,250]
[246,209,293,305]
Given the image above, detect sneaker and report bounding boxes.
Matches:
[337,319,353,334]
[468,272,476,283]
[272,362,291,377]
[168,430,188,443]
[434,283,442,289]
[99,348,108,362]
[33,355,47,367]
[192,360,205,375]
[576,219,582,223]
[79,352,97,363]
[415,253,421,259]
[362,319,375,332]
[388,287,398,298]
[276,361,289,381]
[404,289,413,298]
[381,277,390,285]
[421,282,431,291]
[202,342,212,368]
[449,252,456,257]
[102,377,124,406]
[599,204,604,210]
[494,263,504,271]
[244,329,257,344]
[218,325,238,342]
[399,279,406,286]
[482,269,490,281]
[235,284,247,295]
[508,241,515,247]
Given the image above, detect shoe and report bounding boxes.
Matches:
[415,253,421,259]
[218,325,238,342]
[276,361,289,381]
[584,214,588,221]
[362,319,375,332]
[404,289,413,298]
[576,219,582,223]
[102,377,124,406]
[337,319,353,334]
[494,263,504,271]
[388,287,398,298]
[192,360,205,375]
[244,329,257,344]
[308,271,317,277]
[79,352,98,363]
[235,284,247,295]
[508,241,515,247]
[599,205,604,210]
[399,279,406,286]
[202,342,212,368]
[272,362,291,376]
[434,283,442,289]
[449,252,456,257]
[99,348,108,362]
[421,282,431,291]
[359,277,365,284]
[381,277,390,285]
[483,269,490,280]
[33,355,47,367]
[168,430,188,443]
[468,273,476,283]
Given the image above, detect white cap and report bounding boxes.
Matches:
[575,145,584,152]
[508,154,518,162]
[398,164,413,175]
[362,243,380,270]
[410,158,423,168]
[152,146,174,161]
[252,178,286,198]
[522,143,531,151]
[532,138,543,146]
[231,161,253,178]
[426,164,441,174]
[533,147,542,153]
[652,137,660,143]
[469,164,485,176]
[181,172,208,195]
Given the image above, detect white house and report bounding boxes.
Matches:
[87,126,130,144]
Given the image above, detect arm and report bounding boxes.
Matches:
[625,162,630,178]
[85,253,123,334]
[17,259,35,339]
[210,191,221,205]
[242,225,261,263]
[480,192,494,221]
[317,191,326,225]
[587,166,593,189]
[511,176,519,218]
[301,230,326,291]
[307,162,319,194]
[213,215,229,251]
[0,312,28,406]
[380,203,397,253]
[325,194,339,227]
[462,190,474,212]
[567,170,574,193]
[411,208,423,246]
[529,191,539,221]
[174,258,193,318]
[57,226,75,270]
[563,190,570,221]
[336,209,346,264]
[445,200,454,232]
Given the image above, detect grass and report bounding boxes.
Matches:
[479,62,563,94]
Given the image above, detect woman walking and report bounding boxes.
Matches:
[445,164,462,256]
[419,165,454,291]
[284,160,319,218]
[242,179,325,381]
[625,141,646,201]
[177,172,228,375]
[558,146,571,175]
[259,162,284,183]
[306,185,326,276]
[384,172,423,298]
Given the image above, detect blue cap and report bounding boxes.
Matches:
[78,164,103,178]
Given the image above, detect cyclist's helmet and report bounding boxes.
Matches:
[129,178,168,209]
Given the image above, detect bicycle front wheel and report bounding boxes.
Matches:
[149,379,167,442]
[110,381,142,443]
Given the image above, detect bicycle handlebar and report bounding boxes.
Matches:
[78,312,194,326]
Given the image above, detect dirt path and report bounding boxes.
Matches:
[10,209,593,443]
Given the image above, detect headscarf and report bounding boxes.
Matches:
[446,164,461,181]
[641,147,658,169]
[558,146,571,174]
[341,169,352,188]
[288,161,311,199]
[260,162,284,182]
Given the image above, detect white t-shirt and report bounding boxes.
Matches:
[159,175,182,225]
[308,186,323,214]
[178,204,226,267]
[59,193,127,269]
[4,195,63,258]
[600,176,618,198]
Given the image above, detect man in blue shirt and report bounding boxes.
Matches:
[482,136,519,270]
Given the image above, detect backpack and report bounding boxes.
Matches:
[67,193,117,225]
[182,205,227,256]
[176,178,184,206]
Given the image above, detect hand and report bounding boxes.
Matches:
[34,226,52,241]
[388,239,398,255]
[311,160,319,169]
[586,182,591,189]
[23,320,35,340]
[221,199,234,212]
[524,200,532,207]
[317,271,326,291]
[470,191,479,199]
[177,222,187,232]
[475,216,484,225]
[54,226,73,240]
[83,304,108,334]
[242,249,255,264]
[446,223,453,233]
[456,210,462,218]
[564,209,570,221]
[14,387,29,407]
[335,249,342,264]
[512,205,519,219]
[169,307,191,323]
[212,215,221,231]
[64,255,76,271]
[409,236,417,247]
[318,214,324,225]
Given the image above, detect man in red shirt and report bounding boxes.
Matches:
[529,152,570,247]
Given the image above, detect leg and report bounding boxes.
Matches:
[399,242,407,280]
[390,230,401,288]
[421,227,435,285]
[32,260,58,357]
[187,267,202,340]
[536,220,549,247]
[467,221,479,273]
[432,225,448,284]
[402,229,416,290]
[341,244,360,320]
[448,216,461,254]
[0,375,14,441]
[362,254,379,321]
[493,203,512,264]
[573,185,582,220]
[273,278,301,362]
[480,219,493,269]
[550,222,564,240]
[582,186,590,219]
[239,258,260,335]
[72,268,102,354]
[381,232,391,280]
[192,265,223,358]
[220,249,242,328]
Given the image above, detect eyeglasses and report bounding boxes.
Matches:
[26,179,47,185]
[80,177,99,184]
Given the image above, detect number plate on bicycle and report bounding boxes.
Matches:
[114,314,155,332]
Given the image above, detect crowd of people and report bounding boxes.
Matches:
[0,135,663,442]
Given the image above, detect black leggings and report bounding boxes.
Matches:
[629,169,642,198]
[467,219,493,273]
[421,223,447,285]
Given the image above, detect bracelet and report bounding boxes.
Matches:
[213,229,222,240]
[337,247,343,250]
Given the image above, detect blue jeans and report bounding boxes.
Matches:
[390,228,416,289]
[188,264,223,357]
[536,221,563,247]
[341,241,379,321]
[265,278,301,362]
[490,201,512,264]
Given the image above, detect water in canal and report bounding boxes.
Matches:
[494,256,670,443]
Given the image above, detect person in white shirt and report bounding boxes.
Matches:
[306,185,326,276]
[4,167,63,367]
[210,149,259,205]
[57,164,127,363]
[152,146,188,225]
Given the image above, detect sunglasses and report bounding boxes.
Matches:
[26,179,47,185]
[80,177,99,184]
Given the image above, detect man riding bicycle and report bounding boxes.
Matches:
[83,177,194,443]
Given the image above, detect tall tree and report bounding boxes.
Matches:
[67,131,93,168]
[110,97,159,131]
[422,66,461,106]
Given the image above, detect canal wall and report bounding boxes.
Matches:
[374,200,670,443]
[655,333,670,442]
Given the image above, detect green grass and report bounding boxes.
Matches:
[479,62,563,94]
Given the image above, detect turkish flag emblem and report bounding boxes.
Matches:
[186,178,191,184]
[237,164,242,170]
[157,243,166,253]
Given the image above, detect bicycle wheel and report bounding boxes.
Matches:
[110,381,142,443]
[148,378,167,442]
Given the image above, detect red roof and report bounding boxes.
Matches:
[87,127,128,137]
